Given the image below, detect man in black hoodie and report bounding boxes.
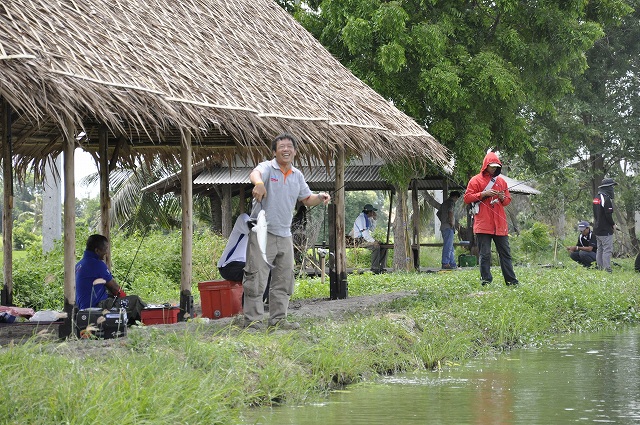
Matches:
[592,178,617,273]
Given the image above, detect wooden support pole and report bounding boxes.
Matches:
[238,186,246,214]
[59,118,76,339]
[411,180,420,270]
[330,147,347,299]
[387,191,394,244]
[179,131,193,320]
[98,125,111,269]
[221,185,232,237]
[1,98,13,306]
[209,189,222,234]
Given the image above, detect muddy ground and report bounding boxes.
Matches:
[190,290,417,328]
[0,291,418,347]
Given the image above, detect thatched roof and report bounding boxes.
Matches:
[0,0,449,173]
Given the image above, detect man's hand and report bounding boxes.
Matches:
[566,246,577,252]
[252,183,266,202]
[116,288,127,298]
[318,192,331,205]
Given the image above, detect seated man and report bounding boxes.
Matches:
[75,234,146,325]
[217,213,269,303]
[218,213,252,282]
[566,221,597,268]
[349,204,388,274]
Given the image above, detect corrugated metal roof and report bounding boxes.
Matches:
[185,165,540,194]
[500,175,541,195]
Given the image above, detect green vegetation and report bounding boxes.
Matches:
[2,261,639,424]
[10,229,225,310]
[8,223,621,311]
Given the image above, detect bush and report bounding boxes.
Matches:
[511,221,553,263]
[9,228,227,310]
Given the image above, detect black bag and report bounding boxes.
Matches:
[75,308,127,339]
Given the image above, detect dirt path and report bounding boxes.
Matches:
[0,291,419,347]
[286,291,416,320]
[189,290,417,328]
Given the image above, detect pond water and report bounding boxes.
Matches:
[242,327,640,424]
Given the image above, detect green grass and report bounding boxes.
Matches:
[2,262,640,424]
[0,249,27,267]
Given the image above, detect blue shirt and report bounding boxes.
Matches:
[75,250,114,309]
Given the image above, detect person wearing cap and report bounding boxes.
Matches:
[592,177,617,272]
[463,151,519,286]
[439,191,462,269]
[566,221,597,268]
[350,203,388,273]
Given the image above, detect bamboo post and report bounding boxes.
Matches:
[59,118,76,338]
[221,185,232,237]
[179,131,193,320]
[1,98,13,306]
[99,125,111,269]
[330,147,347,299]
[411,180,420,270]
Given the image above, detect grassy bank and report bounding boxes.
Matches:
[1,263,639,424]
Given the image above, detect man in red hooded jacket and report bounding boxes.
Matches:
[463,152,519,286]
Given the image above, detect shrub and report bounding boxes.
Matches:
[511,221,553,263]
[9,228,227,310]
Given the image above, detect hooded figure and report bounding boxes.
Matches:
[592,177,617,272]
[463,152,511,236]
[463,151,518,286]
[593,178,616,237]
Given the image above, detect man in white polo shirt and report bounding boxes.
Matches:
[243,133,331,331]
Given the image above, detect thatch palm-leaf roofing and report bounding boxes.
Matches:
[0,0,449,171]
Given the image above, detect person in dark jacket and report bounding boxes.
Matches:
[463,151,518,286]
[439,191,461,269]
[592,177,617,273]
[566,221,597,268]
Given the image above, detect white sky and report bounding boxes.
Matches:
[60,148,99,198]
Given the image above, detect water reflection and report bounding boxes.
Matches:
[242,328,640,424]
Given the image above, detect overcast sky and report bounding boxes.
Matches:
[57,148,99,199]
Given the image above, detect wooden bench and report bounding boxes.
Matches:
[311,241,472,271]
[379,241,471,249]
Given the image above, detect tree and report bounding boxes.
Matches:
[524,0,640,253]
[294,0,629,181]
[380,161,427,271]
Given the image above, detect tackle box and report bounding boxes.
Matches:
[140,304,180,325]
[75,308,128,339]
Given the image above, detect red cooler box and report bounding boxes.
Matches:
[198,280,243,319]
[141,305,180,325]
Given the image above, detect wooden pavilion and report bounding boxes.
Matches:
[145,157,541,270]
[0,0,449,335]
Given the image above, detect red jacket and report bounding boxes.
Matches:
[463,152,511,236]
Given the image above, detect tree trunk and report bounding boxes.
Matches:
[392,186,412,271]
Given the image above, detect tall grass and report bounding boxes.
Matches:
[2,262,640,424]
